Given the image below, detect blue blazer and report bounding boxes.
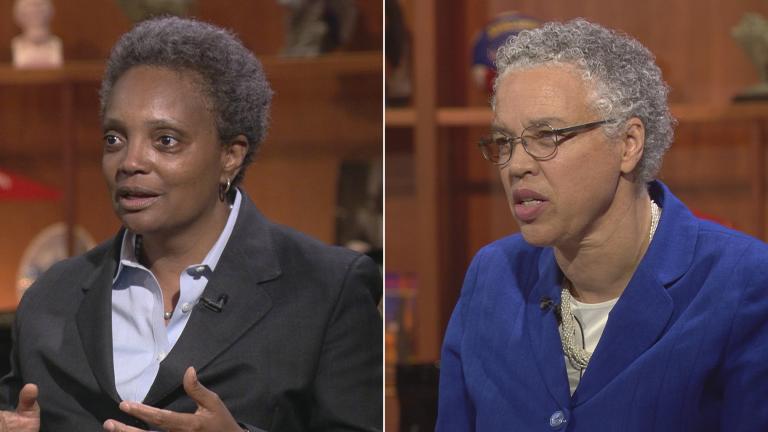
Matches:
[437,181,768,431]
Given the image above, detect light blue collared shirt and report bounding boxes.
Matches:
[111,191,242,403]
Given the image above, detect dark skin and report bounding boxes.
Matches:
[103,368,241,432]
[2,66,250,431]
[0,384,39,431]
[100,66,247,431]
[101,66,246,318]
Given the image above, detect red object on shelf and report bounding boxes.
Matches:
[0,169,61,201]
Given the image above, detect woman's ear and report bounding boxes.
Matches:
[620,117,645,175]
[220,135,249,182]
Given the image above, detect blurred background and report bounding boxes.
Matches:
[385,0,768,430]
[0,0,381,374]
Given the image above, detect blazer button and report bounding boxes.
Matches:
[549,410,567,429]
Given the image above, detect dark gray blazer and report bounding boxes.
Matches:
[0,193,382,431]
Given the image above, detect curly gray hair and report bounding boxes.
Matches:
[99,16,273,187]
[493,19,675,183]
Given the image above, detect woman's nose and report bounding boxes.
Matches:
[117,141,151,175]
[502,141,537,179]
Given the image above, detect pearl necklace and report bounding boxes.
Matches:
[558,199,661,370]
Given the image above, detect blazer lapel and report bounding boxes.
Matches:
[142,195,281,405]
[525,249,571,408]
[572,181,697,404]
[571,265,673,404]
[75,234,122,403]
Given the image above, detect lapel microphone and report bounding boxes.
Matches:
[200,294,228,312]
[539,296,554,311]
[539,296,563,325]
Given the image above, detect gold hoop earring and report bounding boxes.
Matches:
[219,178,232,202]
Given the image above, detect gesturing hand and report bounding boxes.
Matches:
[103,367,243,432]
[0,384,40,432]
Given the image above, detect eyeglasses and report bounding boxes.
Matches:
[478,119,615,164]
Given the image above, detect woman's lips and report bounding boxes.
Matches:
[118,194,159,211]
[513,200,548,222]
[512,188,549,223]
[116,186,161,211]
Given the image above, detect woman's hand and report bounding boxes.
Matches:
[0,384,40,432]
[103,367,243,432]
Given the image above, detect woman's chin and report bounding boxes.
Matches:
[519,225,556,247]
[117,213,160,236]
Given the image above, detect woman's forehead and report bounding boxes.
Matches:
[109,67,211,105]
[104,66,217,129]
[495,65,596,126]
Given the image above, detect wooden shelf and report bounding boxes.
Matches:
[385,2,768,430]
[266,51,382,75]
[265,51,382,156]
[0,52,383,157]
[0,51,381,84]
[0,51,382,310]
[385,108,415,126]
[386,106,490,127]
[437,107,491,126]
[671,102,768,122]
[0,61,104,84]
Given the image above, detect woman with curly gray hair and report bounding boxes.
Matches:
[0,16,382,432]
[438,19,768,431]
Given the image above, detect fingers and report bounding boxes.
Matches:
[118,401,192,429]
[182,367,220,410]
[103,419,145,432]
[115,369,241,432]
[16,384,39,415]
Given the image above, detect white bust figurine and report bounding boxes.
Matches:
[12,0,63,69]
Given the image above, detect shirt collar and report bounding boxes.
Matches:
[113,189,243,282]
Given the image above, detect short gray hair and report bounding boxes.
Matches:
[100,16,273,187]
[493,19,675,183]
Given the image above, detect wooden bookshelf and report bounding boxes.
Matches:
[386,0,768,369]
[0,51,382,310]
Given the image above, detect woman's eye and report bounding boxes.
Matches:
[158,135,179,147]
[104,135,121,147]
[492,134,509,144]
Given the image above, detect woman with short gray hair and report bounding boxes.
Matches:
[438,19,768,431]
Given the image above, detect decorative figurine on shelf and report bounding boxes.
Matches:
[471,11,540,94]
[733,13,768,101]
[277,0,357,57]
[11,0,63,69]
[114,0,195,22]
